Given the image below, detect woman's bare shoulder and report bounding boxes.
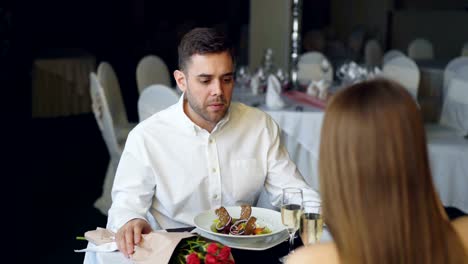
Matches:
[286,242,339,264]
[452,216,468,249]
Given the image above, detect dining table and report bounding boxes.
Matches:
[81,226,333,264]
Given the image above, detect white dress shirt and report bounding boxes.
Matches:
[107,95,320,231]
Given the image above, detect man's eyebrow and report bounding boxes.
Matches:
[222,72,235,77]
[196,72,234,78]
[196,74,213,78]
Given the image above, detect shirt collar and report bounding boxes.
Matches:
[176,93,232,135]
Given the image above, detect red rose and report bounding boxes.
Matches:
[217,246,231,261]
[204,254,219,264]
[187,252,201,264]
[206,243,219,255]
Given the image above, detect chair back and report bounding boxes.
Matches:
[440,66,468,135]
[364,39,383,67]
[461,42,468,57]
[89,72,122,158]
[138,84,180,122]
[383,49,405,65]
[97,61,129,129]
[408,38,434,60]
[383,56,420,98]
[297,51,333,86]
[443,57,468,103]
[136,55,171,94]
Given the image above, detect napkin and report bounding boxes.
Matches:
[75,227,194,264]
[265,74,285,109]
[306,79,329,100]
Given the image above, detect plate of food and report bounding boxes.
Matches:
[193,205,288,249]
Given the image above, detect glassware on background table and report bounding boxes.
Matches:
[320,59,331,88]
[279,187,303,263]
[300,200,323,246]
[236,65,251,93]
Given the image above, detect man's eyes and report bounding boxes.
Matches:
[198,77,233,84]
[223,77,233,83]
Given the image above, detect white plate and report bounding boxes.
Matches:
[193,206,288,250]
[194,227,289,251]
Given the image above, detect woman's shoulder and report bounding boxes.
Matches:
[286,242,339,264]
[452,216,468,250]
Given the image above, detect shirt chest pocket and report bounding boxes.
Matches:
[229,159,264,201]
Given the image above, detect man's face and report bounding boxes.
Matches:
[174,51,234,131]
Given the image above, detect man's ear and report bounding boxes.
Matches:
[174,70,187,93]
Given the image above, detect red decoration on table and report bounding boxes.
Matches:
[171,236,235,264]
[283,90,329,109]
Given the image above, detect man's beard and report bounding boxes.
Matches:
[185,87,229,125]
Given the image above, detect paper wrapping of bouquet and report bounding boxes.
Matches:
[283,90,328,109]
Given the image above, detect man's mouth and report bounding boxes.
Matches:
[208,103,225,111]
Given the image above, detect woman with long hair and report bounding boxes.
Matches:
[287,79,467,264]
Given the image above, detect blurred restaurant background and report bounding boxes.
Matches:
[9,0,467,263]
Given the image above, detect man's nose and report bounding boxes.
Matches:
[211,80,223,96]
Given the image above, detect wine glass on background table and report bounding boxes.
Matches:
[236,65,251,93]
[279,187,303,262]
[300,200,323,246]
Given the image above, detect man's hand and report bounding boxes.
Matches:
[115,218,152,258]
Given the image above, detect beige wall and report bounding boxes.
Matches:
[249,0,291,71]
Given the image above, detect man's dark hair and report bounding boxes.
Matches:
[178,27,234,71]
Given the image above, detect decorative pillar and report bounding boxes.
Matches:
[289,0,303,90]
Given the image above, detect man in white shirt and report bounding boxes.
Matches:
[109,27,320,257]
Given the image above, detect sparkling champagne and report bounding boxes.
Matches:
[281,204,301,233]
[300,212,323,245]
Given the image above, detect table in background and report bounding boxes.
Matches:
[31,49,96,117]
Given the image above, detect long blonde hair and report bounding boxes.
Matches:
[319,79,467,263]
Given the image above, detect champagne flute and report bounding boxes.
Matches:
[300,200,323,246]
[279,187,303,262]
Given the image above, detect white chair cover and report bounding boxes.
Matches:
[364,39,383,67]
[425,66,468,213]
[136,55,171,94]
[89,73,124,215]
[137,84,180,122]
[408,38,434,60]
[443,57,468,103]
[297,51,333,86]
[439,67,468,135]
[383,49,405,65]
[97,62,136,144]
[461,42,468,57]
[383,56,420,99]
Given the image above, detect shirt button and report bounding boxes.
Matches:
[209,139,213,144]
[213,194,218,199]
[212,168,217,173]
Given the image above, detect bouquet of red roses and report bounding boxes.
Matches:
[170,236,234,264]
